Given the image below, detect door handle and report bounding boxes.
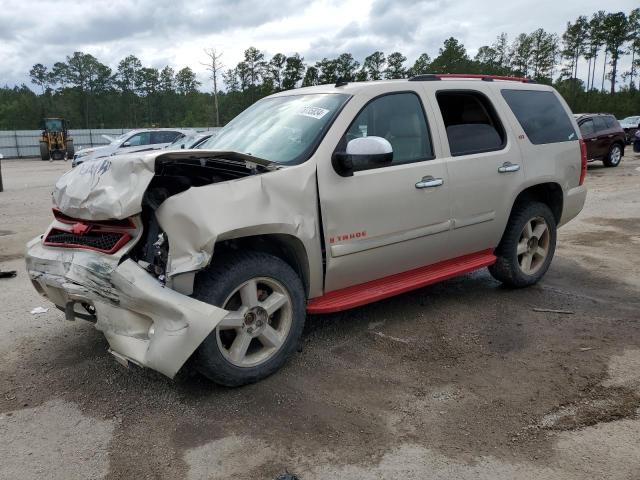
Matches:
[608,134,614,138]
[498,162,520,173]
[415,176,444,189]
[590,138,598,142]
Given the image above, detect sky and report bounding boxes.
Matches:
[0,0,637,90]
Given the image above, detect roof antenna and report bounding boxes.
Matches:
[335,77,348,87]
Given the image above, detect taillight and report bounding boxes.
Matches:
[579,139,587,186]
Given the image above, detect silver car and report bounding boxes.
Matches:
[72,128,194,167]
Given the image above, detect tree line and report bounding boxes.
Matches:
[0,8,638,130]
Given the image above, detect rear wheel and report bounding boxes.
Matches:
[489,201,557,288]
[193,251,306,387]
[39,141,49,161]
[603,143,622,167]
[65,140,74,160]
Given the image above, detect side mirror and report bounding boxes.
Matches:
[121,141,131,148]
[332,136,393,176]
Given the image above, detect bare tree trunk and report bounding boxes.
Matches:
[610,57,617,94]
[630,49,636,89]
[202,48,224,127]
[586,57,592,91]
[591,51,598,91]
[601,51,608,92]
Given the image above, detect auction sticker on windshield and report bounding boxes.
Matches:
[298,106,329,120]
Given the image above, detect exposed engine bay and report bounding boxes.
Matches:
[131,154,278,282]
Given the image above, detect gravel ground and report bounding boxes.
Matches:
[0,155,639,480]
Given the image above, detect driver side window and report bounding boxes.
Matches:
[341,92,434,166]
[122,132,151,147]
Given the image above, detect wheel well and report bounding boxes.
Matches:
[612,140,625,153]
[512,183,563,225]
[214,234,310,296]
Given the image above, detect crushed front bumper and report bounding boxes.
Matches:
[25,237,227,378]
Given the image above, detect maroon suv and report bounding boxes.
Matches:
[575,113,626,167]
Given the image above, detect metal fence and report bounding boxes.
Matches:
[0,127,221,158]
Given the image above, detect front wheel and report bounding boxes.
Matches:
[603,143,622,167]
[489,202,557,288]
[193,251,306,387]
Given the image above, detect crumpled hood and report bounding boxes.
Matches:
[52,150,278,221]
[53,154,157,220]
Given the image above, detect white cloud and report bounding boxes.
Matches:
[1,0,637,89]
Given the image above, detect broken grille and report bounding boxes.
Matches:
[45,229,129,253]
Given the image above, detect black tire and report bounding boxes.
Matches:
[603,143,623,167]
[489,201,557,288]
[193,250,306,387]
[39,141,49,161]
[65,140,74,159]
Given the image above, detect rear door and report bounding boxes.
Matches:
[317,89,452,292]
[424,84,524,257]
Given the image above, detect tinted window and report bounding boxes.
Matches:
[341,92,433,165]
[152,131,182,144]
[579,119,595,136]
[593,116,607,132]
[604,116,618,129]
[501,90,577,144]
[436,91,505,156]
[123,132,151,147]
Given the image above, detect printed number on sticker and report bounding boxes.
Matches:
[298,106,329,120]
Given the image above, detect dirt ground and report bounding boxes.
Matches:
[0,155,639,480]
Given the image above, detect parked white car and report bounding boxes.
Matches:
[72,128,193,167]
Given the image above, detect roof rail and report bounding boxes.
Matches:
[409,73,534,83]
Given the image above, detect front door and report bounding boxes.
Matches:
[579,118,599,159]
[317,90,452,292]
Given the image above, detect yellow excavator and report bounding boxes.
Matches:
[39,118,74,161]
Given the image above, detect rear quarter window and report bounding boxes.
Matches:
[604,116,618,129]
[501,90,577,145]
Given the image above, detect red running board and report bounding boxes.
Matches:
[307,249,496,314]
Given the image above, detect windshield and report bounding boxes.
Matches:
[199,93,350,164]
[110,132,130,145]
[44,119,64,131]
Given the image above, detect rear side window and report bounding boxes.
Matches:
[501,90,577,144]
[152,131,182,144]
[593,117,607,132]
[579,119,595,136]
[604,116,618,129]
[436,90,505,156]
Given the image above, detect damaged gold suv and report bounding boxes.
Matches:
[26,75,587,386]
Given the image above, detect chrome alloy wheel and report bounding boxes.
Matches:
[517,216,550,275]
[610,145,622,165]
[216,277,293,368]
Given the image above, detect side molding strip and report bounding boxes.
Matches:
[307,249,496,314]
